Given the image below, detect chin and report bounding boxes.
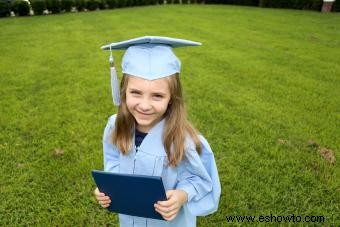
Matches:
[136,118,153,127]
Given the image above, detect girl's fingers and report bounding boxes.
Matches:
[155,207,179,221]
[94,188,106,197]
[156,199,172,207]
[99,198,111,207]
[102,203,110,208]
[154,203,176,213]
[100,200,111,206]
[94,187,111,208]
[155,201,180,220]
[100,201,110,208]
[96,195,110,200]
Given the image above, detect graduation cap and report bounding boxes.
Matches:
[101,36,201,106]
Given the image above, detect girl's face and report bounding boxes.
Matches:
[126,75,171,133]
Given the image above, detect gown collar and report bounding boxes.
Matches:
[134,118,167,157]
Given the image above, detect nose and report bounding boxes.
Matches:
[138,97,152,111]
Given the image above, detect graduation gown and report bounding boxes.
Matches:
[103,114,221,227]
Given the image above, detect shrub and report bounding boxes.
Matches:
[12,0,30,16]
[157,0,163,4]
[125,0,134,6]
[259,0,322,10]
[205,0,222,4]
[75,0,85,10]
[46,0,61,13]
[31,0,46,15]
[238,0,259,6]
[332,0,340,12]
[133,0,142,5]
[106,0,117,8]
[86,0,100,10]
[146,0,158,5]
[0,0,11,17]
[309,0,323,11]
[116,0,126,7]
[98,0,106,9]
[136,0,146,5]
[61,0,74,11]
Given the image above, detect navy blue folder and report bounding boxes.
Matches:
[92,170,167,220]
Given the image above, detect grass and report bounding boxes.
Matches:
[0,4,339,226]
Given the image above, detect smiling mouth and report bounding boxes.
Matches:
[136,110,153,116]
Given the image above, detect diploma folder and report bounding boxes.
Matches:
[92,170,167,220]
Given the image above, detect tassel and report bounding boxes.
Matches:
[109,47,121,106]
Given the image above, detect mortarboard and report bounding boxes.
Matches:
[101,36,201,106]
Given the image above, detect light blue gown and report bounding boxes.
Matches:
[103,114,221,227]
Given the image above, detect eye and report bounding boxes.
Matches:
[152,94,165,100]
[130,90,141,95]
[154,94,163,98]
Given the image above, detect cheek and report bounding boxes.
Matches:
[125,95,135,110]
[157,101,170,114]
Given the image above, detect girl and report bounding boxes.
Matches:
[94,36,220,227]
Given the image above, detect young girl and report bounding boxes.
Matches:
[94,36,220,227]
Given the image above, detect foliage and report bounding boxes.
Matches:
[116,0,126,7]
[148,0,158,5]
[259,0,323,10]
[46,0,61,13]
[0,0,11,17]
[106,0,117,8]
[86,0,100,10]
[332,0,340,12]
[125,0,133,6]
[75,0,85,10]
[31,0,46,15]
[98,0,106,9]
[61,0,74,11]
[1,0,336,18]
[11,0,30,16]
[205,0,258,5]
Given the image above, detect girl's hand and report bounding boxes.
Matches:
[94,187,111,208]
[154,189,188,221]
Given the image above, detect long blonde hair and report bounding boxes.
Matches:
[112,74,201,166]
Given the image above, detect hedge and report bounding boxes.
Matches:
[31,0,45,14]
[205,0,258,5]
[0,0,11,17]
[61,0,74,11]
[258,0,323,10]
[332,0,340,11]
[46,0,61,13]
[12,0,30,16]
[106,0,117,8]
[0,0,337,18]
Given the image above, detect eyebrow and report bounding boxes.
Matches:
[128,88,167,96]
[151,91,167,96]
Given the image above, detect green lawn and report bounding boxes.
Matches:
[0,4,339,226]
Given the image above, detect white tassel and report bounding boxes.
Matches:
[109,47,121,106]
[110,66,121,106]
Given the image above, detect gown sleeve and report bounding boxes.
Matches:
[103,114,120,172]
[176,135,221,216]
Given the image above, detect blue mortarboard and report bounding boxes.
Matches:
[101,36,201,106]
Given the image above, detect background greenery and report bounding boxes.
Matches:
[0,4,339,226]
[2,0,339,18]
